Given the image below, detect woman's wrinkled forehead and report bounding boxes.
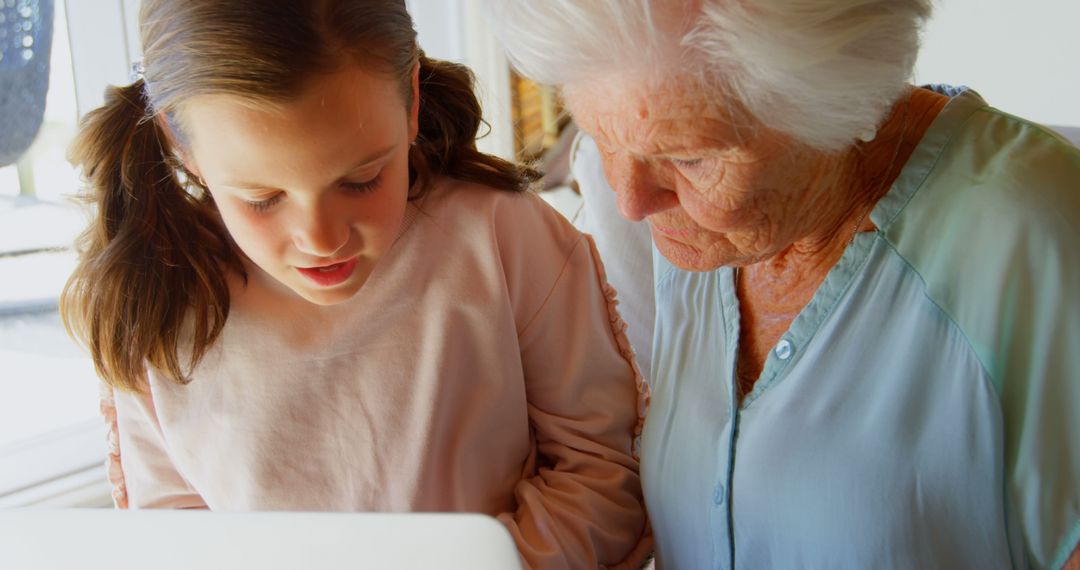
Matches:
[564,74,748,155]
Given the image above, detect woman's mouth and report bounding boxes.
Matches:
[296,258,359,287]
[652,224,694,239]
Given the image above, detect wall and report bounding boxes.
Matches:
[915,0,1080,128]
[408,0,515,159]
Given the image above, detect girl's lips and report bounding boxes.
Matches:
[296,258,359,287]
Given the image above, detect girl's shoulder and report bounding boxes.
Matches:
[417,177,601,331]
[417,176,585,257]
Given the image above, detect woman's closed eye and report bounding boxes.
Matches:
[670,157,704,169]
[244,174,383,213]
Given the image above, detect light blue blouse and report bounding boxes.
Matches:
[641,87,1080,569]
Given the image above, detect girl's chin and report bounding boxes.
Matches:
[246,258,373,305]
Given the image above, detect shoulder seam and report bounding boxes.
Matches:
[516,235,587,339]
[878,237,1000,397]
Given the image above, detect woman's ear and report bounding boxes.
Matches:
[408,61,420,143]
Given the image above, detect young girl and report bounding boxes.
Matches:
[60,1,651,568]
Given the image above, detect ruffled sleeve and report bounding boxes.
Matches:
[102,378,207,509]
[498,203,653,569]
[591,237,651,462]
[99,382,129,509]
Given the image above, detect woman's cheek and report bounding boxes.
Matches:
[676,174,747,230]
[673,178,734,228]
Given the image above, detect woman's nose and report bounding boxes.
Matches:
[607,157,679,221]
[292,206,349,258]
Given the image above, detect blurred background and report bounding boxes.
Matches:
[1,0,1077,509]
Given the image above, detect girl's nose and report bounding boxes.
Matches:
[292,207,349,258]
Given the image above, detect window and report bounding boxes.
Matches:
[0,0,137,508]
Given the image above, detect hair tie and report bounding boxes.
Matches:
[129,60,146,84]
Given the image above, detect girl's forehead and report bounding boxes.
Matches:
[180,67,404,136]
[178,66,410,187]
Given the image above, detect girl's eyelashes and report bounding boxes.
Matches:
[342,173,382,193]
[246,193,284,213]
[244,174,382,213]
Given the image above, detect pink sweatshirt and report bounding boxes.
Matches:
[100,179,652,569]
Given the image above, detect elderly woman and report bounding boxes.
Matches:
[485,1,1080,568]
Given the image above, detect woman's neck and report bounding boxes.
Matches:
[745,87,949,294]
[735,86,950,394]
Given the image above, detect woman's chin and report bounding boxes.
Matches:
[652,230,729,273]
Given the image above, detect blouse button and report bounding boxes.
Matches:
[775,339,793,360]
[713,484,726,505]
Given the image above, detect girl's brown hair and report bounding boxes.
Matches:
[61,0,538,392]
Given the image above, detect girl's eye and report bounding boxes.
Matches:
[342,174,381,193]
[244,174,382,213]
[246,193,283,213]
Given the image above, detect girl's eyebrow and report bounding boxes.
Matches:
[336,145,398,178]
[221,144,398,189]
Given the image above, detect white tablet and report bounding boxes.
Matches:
[0,509,522,570]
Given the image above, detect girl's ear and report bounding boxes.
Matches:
[154,112,203,181]
[408,61,420,143]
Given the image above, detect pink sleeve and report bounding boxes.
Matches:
[99,383,129,509]
[100,381,207,509]
[498,234,652,570]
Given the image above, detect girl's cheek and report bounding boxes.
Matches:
[219,209,273,257]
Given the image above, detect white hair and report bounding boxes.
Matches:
[483,0,933,151]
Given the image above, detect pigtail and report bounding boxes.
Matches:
[60,81,244,392]
[409,54,540,197]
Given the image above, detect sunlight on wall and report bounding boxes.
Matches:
[916,0,1080,128]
